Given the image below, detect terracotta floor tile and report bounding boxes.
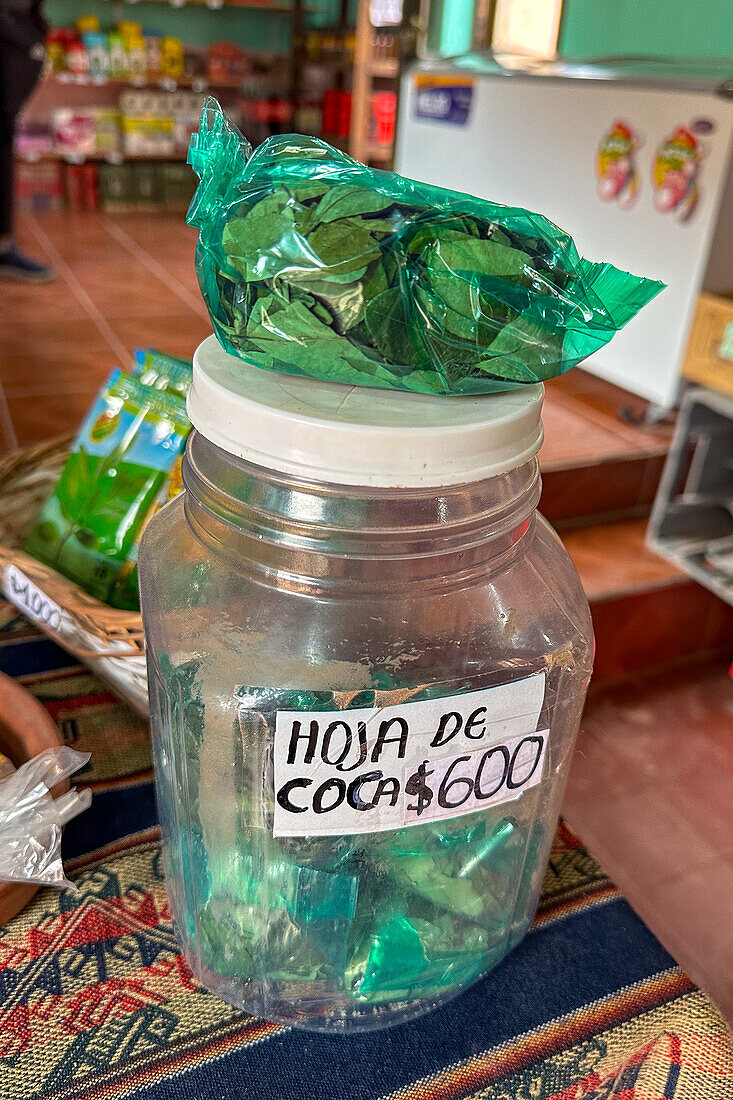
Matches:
[581,668,733,787]
[1,357,114,398]
[0,321,122,373]
[0,272,90,320]
[563,785,717,889]
[641,853,733,1020]
[6,388,101,447]
[567,724,652,801]
[657,762,733,853]
[71,280,203,320]
[563,658,733,1023]
[107,313,211,358]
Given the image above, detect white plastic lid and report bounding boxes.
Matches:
[188,335,544,489]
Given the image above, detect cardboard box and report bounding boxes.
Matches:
[682,293,733,398]
[14,162,64,213]
[132,163,164,211]
[98,163,135,212]
[160,161,197,212]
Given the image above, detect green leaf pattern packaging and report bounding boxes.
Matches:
[24,369,190,610]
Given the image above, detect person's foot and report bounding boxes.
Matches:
[0,245,55,283]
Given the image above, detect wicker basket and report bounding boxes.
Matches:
[0,437,148,715]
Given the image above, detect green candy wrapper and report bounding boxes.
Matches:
[188,97,664,396]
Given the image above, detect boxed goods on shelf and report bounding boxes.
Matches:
[14,121,53,159]
[51,107,97,157]
[98,162,135,212]
[170,92,206,152]
[51,107,121,158]
[92,108,122,156]
[44,19,187,87]
[119,91,175,156]
[119,90,203,155]
[84,32,110,81]
[206,42,249,86]
[161,36,185,82]
[98,161,195,213]
[65,163,99,210]
[160,162,197,212]
[14,162,64,213]
[682,293,733,399]
[370,90,396,146]
[132,163,164,211]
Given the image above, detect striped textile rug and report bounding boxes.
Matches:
[0,602,731,1100]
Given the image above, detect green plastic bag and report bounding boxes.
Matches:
[187,98,663,396]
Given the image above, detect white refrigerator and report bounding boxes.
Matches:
[395,56,733,407]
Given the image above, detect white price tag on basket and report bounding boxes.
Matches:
[3,564,62,634]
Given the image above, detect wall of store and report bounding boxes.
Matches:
[425,0,733,61]
[45,0,293,52]
[559,0,733,59]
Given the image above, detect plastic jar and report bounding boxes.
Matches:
[139,336,594,1032]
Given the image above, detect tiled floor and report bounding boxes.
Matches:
[1,211,211,450]
[564,659,733,1022]
[1,209,731,1026]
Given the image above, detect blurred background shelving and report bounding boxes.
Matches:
[17,0,409,215]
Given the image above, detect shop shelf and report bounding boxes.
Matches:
[45,74,247,92]
[18,150,189,164]
[84,0,294,9]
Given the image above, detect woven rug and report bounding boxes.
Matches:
[1,602,731,1100]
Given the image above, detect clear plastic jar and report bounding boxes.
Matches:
[139,337,593,1032]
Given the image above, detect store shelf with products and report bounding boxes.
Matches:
[16,155,197,215]
[18,150,189,163]
[44,19,285,88]
[26,0,406,201]
[23,11,296,185]
[46,74,249,91]
[60,0,294,10]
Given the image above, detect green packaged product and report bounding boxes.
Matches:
[24,369,190,610]
[187,97,664,396]
[133,348,193,398]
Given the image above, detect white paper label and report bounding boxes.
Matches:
[273,672,546,836]
[2,564,62,634]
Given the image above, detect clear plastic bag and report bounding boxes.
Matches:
[188,97,664,396]
[0,747,91,890]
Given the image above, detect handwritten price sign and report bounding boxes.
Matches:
[402,732,547,825]
[3,564,63,634]
[271,673,546,836]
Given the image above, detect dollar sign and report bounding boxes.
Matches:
[405,761,434,816]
